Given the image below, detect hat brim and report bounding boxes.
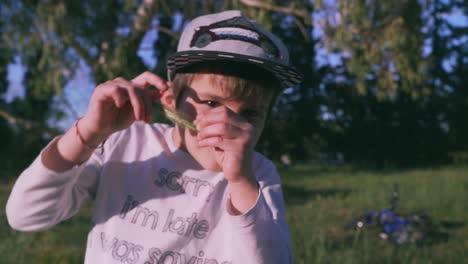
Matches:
[167,50,303,88]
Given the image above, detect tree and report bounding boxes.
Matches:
[315,0,459,165]
[0,0,315,177]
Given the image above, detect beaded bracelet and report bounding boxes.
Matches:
[75,117,106,154]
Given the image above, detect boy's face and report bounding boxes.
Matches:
[166,73,272,171]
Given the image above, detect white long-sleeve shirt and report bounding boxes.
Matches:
[6,122,292,264]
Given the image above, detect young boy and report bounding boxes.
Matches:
[6,10,302,264]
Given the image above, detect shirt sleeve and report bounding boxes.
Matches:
[226,154,293,264]
[5,136,106,232]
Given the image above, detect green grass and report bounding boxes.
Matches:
[0,181,92,263]
[1,165,467,263]
[280,164,468,264]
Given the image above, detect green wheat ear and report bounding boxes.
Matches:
[162,105,198,132]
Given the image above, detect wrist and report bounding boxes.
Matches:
[77,116,109,148]
[227,177,259,215]
[226,168,257,186]
[228,171,259,195]
[228,178,259,196]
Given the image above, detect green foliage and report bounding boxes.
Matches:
[0,0,467,174]
[312,0,467,166]
[319,0,427,99]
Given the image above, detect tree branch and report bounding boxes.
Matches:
[239,0,311,24]
[139,25,180,51]
[62,36,95,67]
[0,109,61,135]
[156,25,180,40]
[293,16,311,42]
[130,0,160,43]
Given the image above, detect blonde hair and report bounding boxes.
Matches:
[171,62,281,107]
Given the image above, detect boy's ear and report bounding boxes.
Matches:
[160,82,176,110]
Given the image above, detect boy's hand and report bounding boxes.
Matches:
[79,72,168,142]
[195,106,257,185]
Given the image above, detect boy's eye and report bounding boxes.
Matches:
[204,101,219,107]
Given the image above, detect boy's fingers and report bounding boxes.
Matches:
[198,137,239,153]
[198,136,224,148]
[112,81,144,120]
[96,83,128,107]
[142,90,154,122]
[197,123,242,140]
[131,72,168,103]
[110,87,129,108]
[196,108,247,131]
[131,71,169,91]
[113,78,150,121]
[130,87,147,121]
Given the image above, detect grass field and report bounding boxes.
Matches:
[1,164,467,263]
